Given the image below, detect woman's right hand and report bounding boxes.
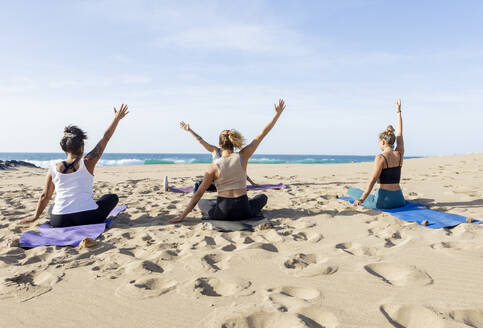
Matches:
[274,99,286,115]
[20,216,38,224]
[180,121,191,132]
[353,199,363,207]
[114,104,129,121]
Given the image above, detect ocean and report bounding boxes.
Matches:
[0,153,380,168]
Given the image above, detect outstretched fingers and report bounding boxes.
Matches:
[180,121,190,130]
[117,104,129,119]
[274,98,286,114]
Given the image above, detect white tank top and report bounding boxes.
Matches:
[214,153,247,192]
[51,160,99,215]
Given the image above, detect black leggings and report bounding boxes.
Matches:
[50,194,119,227]
[198,194,267,221]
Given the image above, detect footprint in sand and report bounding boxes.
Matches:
[267,286,321,312]
[283,253,338,277]
[221,244,237,252]
[0,270,64,302]
[214,308,338,328]
[380,304,469,328]
[120,259,166,275]
[335,242,377,256]
[115,277,177,299]
[201,253,230,272]
[189,236,218,250]
[0,248,27,266]
[364,263,433,287]
[292,231,323,243]
[190,277,252,297]
[448,309,483,327]
[218,311,314,328]
[430,241,481,251]
[244,242,279,253]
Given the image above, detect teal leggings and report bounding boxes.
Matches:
[347,188,406,209]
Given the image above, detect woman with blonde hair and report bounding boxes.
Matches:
[179,121,257,192]
[348,99,406,209]
[167,99,286,223]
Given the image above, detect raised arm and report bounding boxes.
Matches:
[353,155,385,207]
[395,98,404,155]
[180,122,218,154]
[240,99,285,162]
[166,165,217,224]
[20,173,55,224]
[84,104,129,173]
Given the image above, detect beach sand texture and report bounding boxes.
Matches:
[0,153,482,327]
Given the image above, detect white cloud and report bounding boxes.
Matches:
[158,23,309,55]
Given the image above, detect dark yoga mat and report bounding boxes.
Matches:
[169,183,287,194]
[340,197,481,229]
[202,215,269,232]
[19,205,127,248]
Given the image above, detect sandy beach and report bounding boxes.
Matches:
[1,153,482,327]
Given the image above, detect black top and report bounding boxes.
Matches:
[378,152,402,184]
[62,158,80,173]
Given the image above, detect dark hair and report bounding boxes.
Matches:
[60,125,87,156]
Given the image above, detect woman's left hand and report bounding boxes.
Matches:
[166,216,184,224]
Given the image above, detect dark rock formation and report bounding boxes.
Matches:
[0,160,39,170]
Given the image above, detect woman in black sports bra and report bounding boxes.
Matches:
[348,99,406,209]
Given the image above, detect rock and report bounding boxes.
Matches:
[0,160,39,170]
[466,217,474,223]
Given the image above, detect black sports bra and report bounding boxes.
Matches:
[62,158,80,173]
[378,152,402,184]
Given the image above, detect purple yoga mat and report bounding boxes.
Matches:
[168,183,287,193]
[19,205,127,248]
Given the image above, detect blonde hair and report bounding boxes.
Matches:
[219,129,244,150]
[379,125,396,147]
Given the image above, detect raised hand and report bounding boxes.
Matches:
[274,99,286,115]
[180,121,191,132]
[395,98,401,112]
[114,104,129,121]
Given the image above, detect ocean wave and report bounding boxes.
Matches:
[25,159,66,168]
[144,158,211,165]
[17,154,374,168]
[25,158,145,168]
[98,159,145,166]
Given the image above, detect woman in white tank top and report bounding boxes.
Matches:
[20,105,130,227]
[167,99,286,223]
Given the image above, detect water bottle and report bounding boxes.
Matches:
[164,176,169,191]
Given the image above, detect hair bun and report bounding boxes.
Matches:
[62,125,87,140]
[385,125,395,134]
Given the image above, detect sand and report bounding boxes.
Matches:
[0,153,482,328]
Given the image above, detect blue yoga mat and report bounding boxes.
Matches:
[19,205,127,248]
[340,197,481,229]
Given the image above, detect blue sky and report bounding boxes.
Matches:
[0,0,482,156]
